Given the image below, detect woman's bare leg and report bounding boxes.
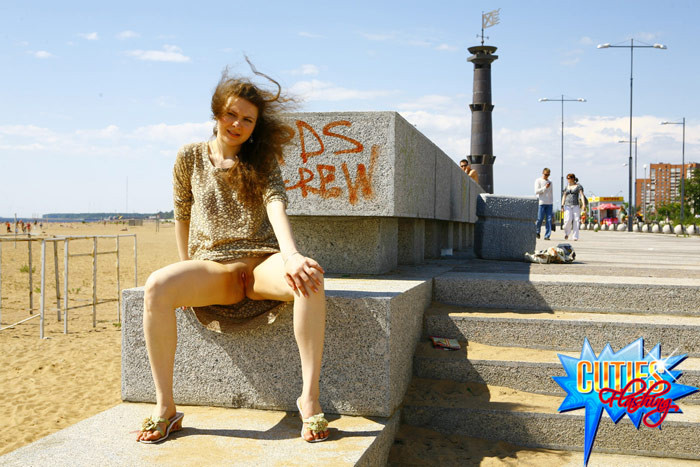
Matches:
[137,259,247,441]
[246,253,328,441]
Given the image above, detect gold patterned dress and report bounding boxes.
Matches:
[172,141,289,332]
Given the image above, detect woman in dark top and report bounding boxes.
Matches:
[561,173,588,241]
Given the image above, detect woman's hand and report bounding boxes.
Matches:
[283,252,325,297]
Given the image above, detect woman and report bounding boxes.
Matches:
[561,173,588,241]
[136,63,330,444]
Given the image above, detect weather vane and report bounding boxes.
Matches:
[478,8,501,45]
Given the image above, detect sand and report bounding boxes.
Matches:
[0,221,179,456]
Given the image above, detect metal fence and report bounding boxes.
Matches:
[0,234,137,338]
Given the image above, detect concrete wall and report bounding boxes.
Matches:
[279,112,484,273]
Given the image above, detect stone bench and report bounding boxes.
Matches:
[280,112,484,273]
[121,266,443,417]
[474,194,537,260]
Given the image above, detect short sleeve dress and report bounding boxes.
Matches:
[172,141,290,332]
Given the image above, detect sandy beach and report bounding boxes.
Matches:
[0,221,178,456]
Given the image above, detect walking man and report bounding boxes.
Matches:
[534,168,553,239]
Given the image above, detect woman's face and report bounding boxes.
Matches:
[567,176,575,185]
[216,96,259,150]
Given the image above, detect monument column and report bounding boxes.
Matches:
[467,45,498,194]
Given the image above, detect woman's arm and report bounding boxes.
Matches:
[175,219,190,261]
[266,200,324,297]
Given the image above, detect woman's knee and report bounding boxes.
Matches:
[144,270,173,312]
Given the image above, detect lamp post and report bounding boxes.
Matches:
[643,163,647,221]
[598,39,667,232]
[661,118,686,224]
[618,137,638,216]
[539,95,586,226]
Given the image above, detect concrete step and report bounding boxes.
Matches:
[0,402,398,466]
[423,304,700,357]
[434,271,700,316]
[413,340,700,404]
[388,424,700,466]
[401,378,700,461]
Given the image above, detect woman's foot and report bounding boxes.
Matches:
[136,406,182,443]
[296,397,330,442]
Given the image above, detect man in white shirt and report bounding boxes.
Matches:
[534,168,553,239]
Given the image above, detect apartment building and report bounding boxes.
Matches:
[636,162,699,213]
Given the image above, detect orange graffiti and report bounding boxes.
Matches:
[286,119,378,205]
[296,120,324,163]
[341,145,378,205]
[286,167,317,197]
[322,121,364,155]
[317,164,342,198]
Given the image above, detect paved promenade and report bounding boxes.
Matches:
[450,229,700,282]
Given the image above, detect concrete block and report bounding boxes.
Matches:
[393,113,439,220]
[0,403,400,466]
[423,220,439,259]
[121,272,433,418]
[618,223,627,231]
[688,224,697,235]
[434,272,700,316]
[675,224,685,235]
[652,224,661,233]
[282,112,470,223]
[402,380,700,460]
[289,216,397,274]
[642,223,650,232]
[663,224,672,234]
[474,194,537,261]
[397,218,424,265]
[424,305,700,357]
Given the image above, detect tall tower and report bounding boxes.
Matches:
[467,45,498,193]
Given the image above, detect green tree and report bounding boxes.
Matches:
[654,202,692,224]
[685,168,700,215]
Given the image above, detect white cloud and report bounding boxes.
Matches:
[116,30,140,40]
[299,31,322,38]
[360,32,395,41]
[635,32,661,42]
[435,43,458,51]
[78,32,99,40]
[0,121,211,158]
[399,110,470,133]
[30,50,54,59]
[579,36,594,45]
[397,95,454,111]
[560,48,583,66]
[155,96,176,108]
[125,45,191,63]
[131,122,211,144]
[289,80,394,101]
[290,64,320,76]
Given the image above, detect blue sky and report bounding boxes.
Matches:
[1,0,698,217]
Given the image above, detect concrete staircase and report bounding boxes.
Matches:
[389,270,700,465]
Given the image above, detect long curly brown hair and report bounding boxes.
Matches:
[211,59,295,206]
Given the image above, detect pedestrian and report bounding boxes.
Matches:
[561,173,588,241]
[135,61,329,444]
[534,167,553,239]
[459,158,480,184]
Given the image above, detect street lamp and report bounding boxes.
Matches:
[643,163,647,221]
[660,118,686,225]
[598,39,667,232]
[618,137,638,215]
[539,95,586,226]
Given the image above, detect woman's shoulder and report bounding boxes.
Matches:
[178,141,207,157]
